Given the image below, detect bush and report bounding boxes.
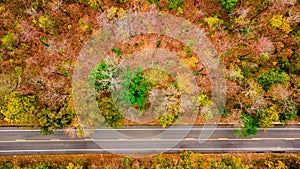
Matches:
[218,0,239,13]
[166,0,184,10]
[1,33,16,50]
[88,62,116,92]
[0,92,36,124]
[114,0,129,3]
[97,97,123,128]
[38,97,75,135]
[119,67,152,111]
[235,113,260,137]
[257,106,279,128]
[122,157,132,169]
[107,6,126,19]
[269,15,292,34]
[257,70,290,91]
[279,100,298,121]
[157,87,181,128]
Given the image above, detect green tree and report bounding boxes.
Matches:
[235,113,260,137]
[257,70,290,91]
[119,67,152,112]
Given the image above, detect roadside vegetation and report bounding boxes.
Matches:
[0,0,299,137]
[0,151,299,168]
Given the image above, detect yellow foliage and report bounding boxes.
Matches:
[183,56,199,68]
[0,92,36,123]
[66,162,83,169]
[38,14,55,30]
[197,92,212,107]
[269,15,292,34]
[203,16,223,29]
[107,6,126,19]
[257,106,279,128]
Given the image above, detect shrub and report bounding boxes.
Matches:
[119,67,152,111]
[235,113,260,137]
[176,73,194,94]
[166,0,184,10]
[114,0,129,3]
[88,0,99,9]
[156,87,181,128]
[107,6,126,19]
[97,97,123,128]
[269,15,292,34]
[257,70,290,91]
[147,0,160,7]
[203,16,223,29]
[38,97,75,135]
[38,14,56,33]
[88,62,116,92]
[218,0,239,13]
[1,33,16,50]
[279,100,298,121]
[122,157,132,169]
[197,92,212,107]
[257,106,279,128]
[0,92,36,124]
[111,47,121,56]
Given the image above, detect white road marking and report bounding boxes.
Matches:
[0,138,297,143]
[0,148,299,153]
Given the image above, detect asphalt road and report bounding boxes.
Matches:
[0,126,299,155]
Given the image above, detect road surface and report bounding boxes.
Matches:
[0,125,299,155]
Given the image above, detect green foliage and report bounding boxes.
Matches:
[220,156,249,169]
[114,0,129,3]
[28,162,51,169]
[121,157,132,169]
[166,0,184,10]
[1,33,16,50]
[0,92,36,124]
[1,162,13,169]
[89,62,116,92]
[156,40,161,48]
[119,67,152,111]
[183,46,192,57]
[218,0,239,13]
[279,100,298,121]
[147,0,160,7]
[179,150,192,168]
[97,97,123,128]
[88,0,99,9]
[257,70,290,91]
[176,7,183,15]
[38,97,75,135]
[111,47,121,56]
[235,113,260,137]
